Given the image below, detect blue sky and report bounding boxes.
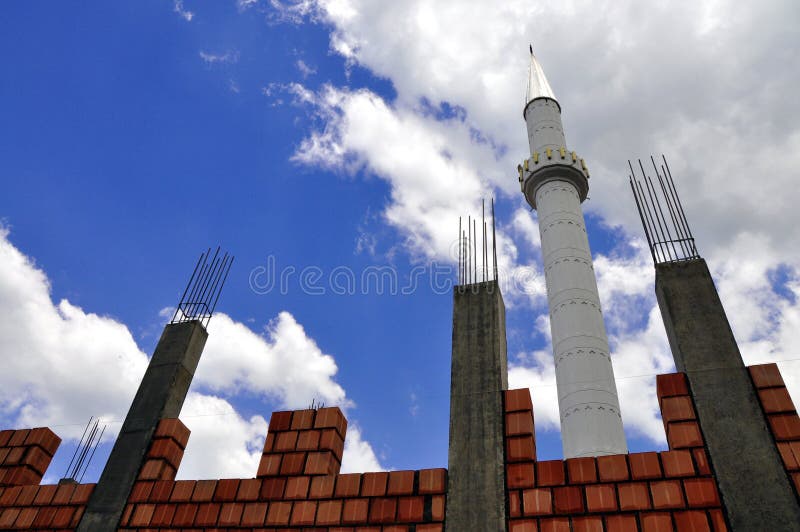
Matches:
[1,0,799,483]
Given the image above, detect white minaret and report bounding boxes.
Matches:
[518,47,627,458]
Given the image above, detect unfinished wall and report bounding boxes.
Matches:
[0,410,446,531]
[1,364,799,530]
[502,365,800,531]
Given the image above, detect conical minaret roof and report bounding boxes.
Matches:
[525,44,556,105]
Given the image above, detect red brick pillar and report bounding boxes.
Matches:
[136,419,190,482]
[257,407,347,479]
[0,428,60,486]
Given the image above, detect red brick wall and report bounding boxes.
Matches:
[137,418,191,482]
[117,409,447,530]
[2,364,798,530]
[0,427,60,487]
[0,426,90,528]
[749,363,800,496]
[1,411,446,530]
[504,373,727,532]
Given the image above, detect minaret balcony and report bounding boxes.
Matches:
[517,148,591,209]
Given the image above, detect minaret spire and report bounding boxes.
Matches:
[518,47,627,458]
[525,43,556,106]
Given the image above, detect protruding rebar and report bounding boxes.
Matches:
[629,176,656,264]
[63,417,106,483]
[639,159,674,262]
[455,198,499,286]
[652,156,689,259]
[473,218,477,284]
[79,424,105,483]
[462,230,467,285]
[63,417,92,480]
[308,398,326,410]
[458,217,463,284]
[172,247,234,327]
[662,156,699,257]
[628,156,699,264]
[467,216,471,285]
[482,200,486,282]
[492,198,498,280]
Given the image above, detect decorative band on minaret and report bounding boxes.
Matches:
[519,47,627,458]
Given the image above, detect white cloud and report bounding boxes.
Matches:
[177,393,267,480]
[594,240,655,334]
[496,230,800,447]
[290,85,488,262]
[0,228,382,478]
[199,50,240,65]
[268,0,316,24]
[278,0,798,260]
[511,208,540,251]
[508,349,559,431]
[325,0,800,236]
[173,0,194,22]
[592,245,673,442]
[408,392,419,417]
[288,85,490,261]
[275,0,800,269]
[283,83,547,308]
[184,309,388,475]
[272,0,800,448]
[194,311,350,410]
[594,243,653,306]
[712,235,800,407]
[178,305,391,476]
[300,0,539,155]
[0,227,148,441]
[340,423,383,473]
[237,0,260,11]
[276,0,800,315]
[296,59,316,78]
[611,306,673,444]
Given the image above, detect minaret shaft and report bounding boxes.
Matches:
[525,96,565,155]
[537,178,626,457]
[521,51,627,457]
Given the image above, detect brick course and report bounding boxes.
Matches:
[505,371,736,532]
[2,365,798,530]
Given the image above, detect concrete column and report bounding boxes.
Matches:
[77,320,208,532]
[656,259,800,530]
[446,281,508,532]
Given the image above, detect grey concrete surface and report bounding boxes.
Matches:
[446,281,508,532]
[656,259,800,530]
[77,320,208,532]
